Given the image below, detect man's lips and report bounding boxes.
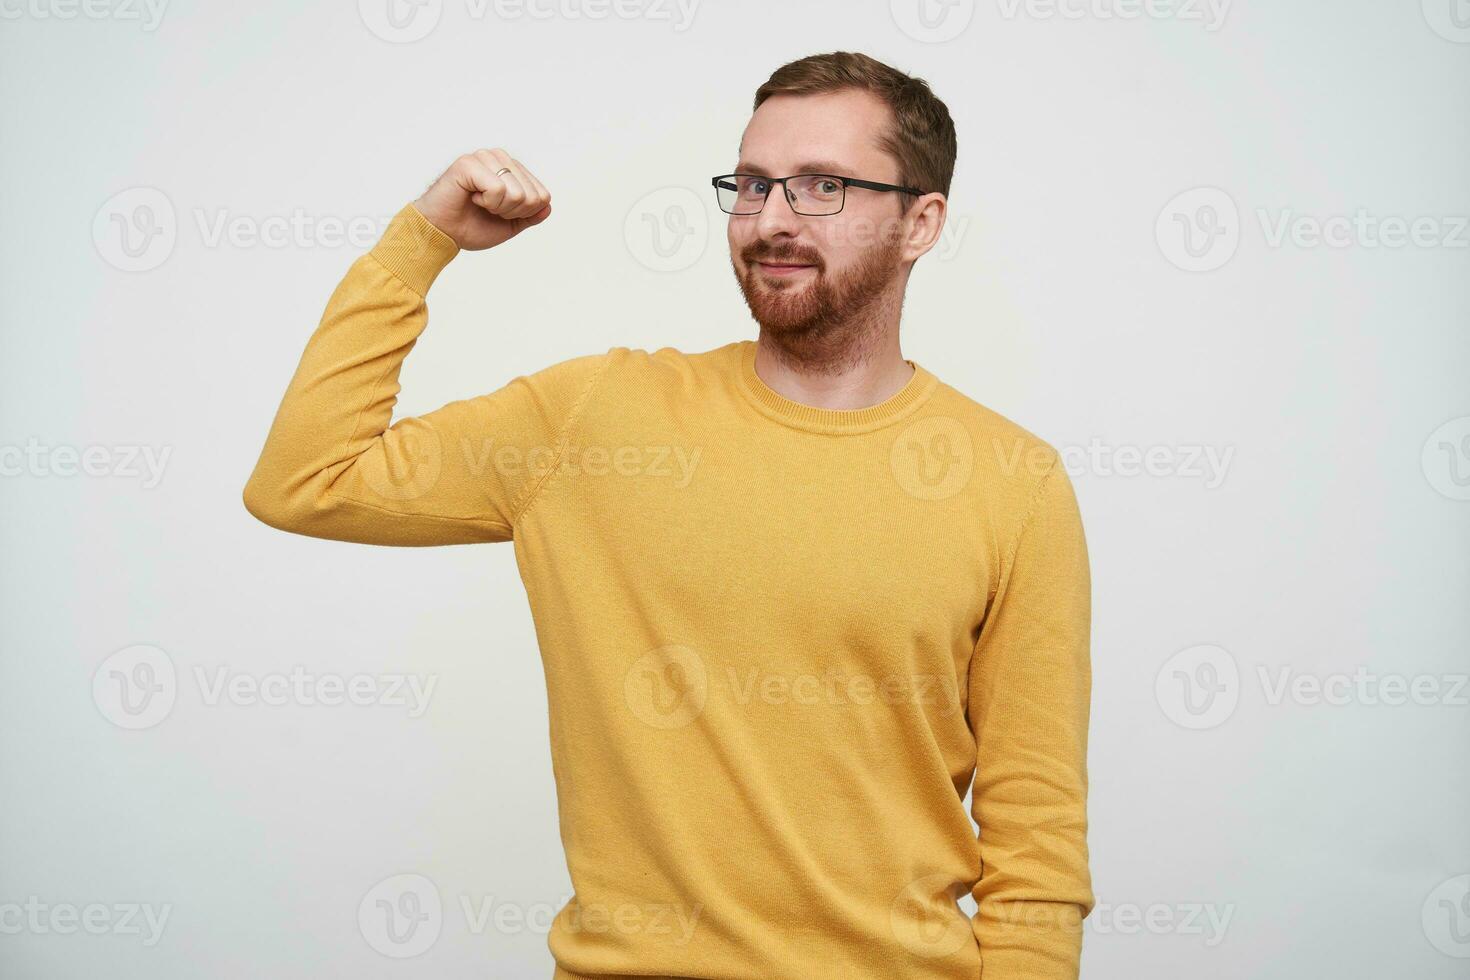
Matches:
[755,260,815,276]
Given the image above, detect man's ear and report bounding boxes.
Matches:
[903,193,948,263]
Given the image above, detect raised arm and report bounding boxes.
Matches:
[967,452,1096,978]
[242,149,610,545]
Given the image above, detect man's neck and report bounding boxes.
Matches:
[751,330,915,411]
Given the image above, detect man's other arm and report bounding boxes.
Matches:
[967,450,1096,978]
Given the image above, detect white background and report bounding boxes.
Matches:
[1,0,1467,977]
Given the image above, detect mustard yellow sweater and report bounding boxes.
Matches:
[243,204,1096,980]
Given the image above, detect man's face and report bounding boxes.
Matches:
[727,90,914,342]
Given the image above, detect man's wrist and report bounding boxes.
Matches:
[369,202,461,296]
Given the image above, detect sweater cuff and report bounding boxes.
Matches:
[973,900,1087,979]
[370,203,460,296]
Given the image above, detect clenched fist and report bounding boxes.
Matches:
[413,149,552,251]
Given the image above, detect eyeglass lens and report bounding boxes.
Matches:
[715,174,845,215]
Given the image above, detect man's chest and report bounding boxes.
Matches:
[535,431,996,674]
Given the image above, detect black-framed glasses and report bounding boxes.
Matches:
[710,173,926,216]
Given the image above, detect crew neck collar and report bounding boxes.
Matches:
[735,339,939,435]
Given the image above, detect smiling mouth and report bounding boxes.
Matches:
[756,261,815,275]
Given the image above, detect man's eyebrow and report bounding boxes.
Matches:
[734,160,857,177]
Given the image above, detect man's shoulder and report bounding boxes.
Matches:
[580,340,742,390]
[535,342,738,428]
[925,376,1070,509]
[527,341,733,387]
[604,341,740,371]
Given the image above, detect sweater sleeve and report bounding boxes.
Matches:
[242,202,611,546]
[966,452,1096,978]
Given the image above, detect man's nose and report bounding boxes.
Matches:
[753,180,802,238]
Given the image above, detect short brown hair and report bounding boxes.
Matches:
[752,51,956,212]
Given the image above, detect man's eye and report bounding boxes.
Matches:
[817,180,840,194]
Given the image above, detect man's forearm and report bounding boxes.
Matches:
[241,203,465,541]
